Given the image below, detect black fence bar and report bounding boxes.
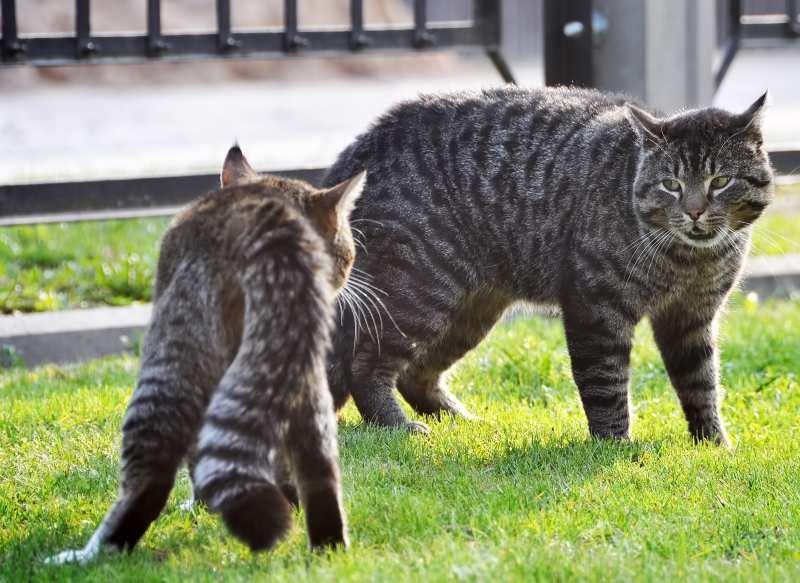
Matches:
[473,0,515,84]
[544,0,593,87]
[4,25,484,66]
[715,0,741,88]
[1,0,25,59]
[741,6,800,39]
[770,149,800,177]
[75,0,96,58]
[0,168,328,226]
[147,0,168,56]
[216,0,240,52]
[350,0,370,50]
[413,0,435,47]
[791,0,800,34]
[284,0,307,51]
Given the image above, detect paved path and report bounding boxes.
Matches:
[0,58,510,184]
[2,46,798,185]
[714,45,800,153]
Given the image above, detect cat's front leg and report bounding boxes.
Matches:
[651,309,729,446]
[562,299,635,440]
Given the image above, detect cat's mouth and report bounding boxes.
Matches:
[677,227,723,248]
[686,229,716,241]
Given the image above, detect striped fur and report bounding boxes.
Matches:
[48,147,363,564]
[323,87,773,443]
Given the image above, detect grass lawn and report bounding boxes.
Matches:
[1,294,798,581]
[1,184,799,314]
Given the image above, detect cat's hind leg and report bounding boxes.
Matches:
[281,386,347,549]
[47,301,222,563]
[397,291,509,420]
[350,348,430,433]
[47,366,213,563]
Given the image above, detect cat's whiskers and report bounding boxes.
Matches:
[353,237,369,255]
[755,225,799,250]
[726,226,749,258]
[623,229,662,286]
[626,228,673,287]
[347,273,406,337]
[336,295,345,325]
[351,266,378,281]
[345,286,377,344]
[347,281,384,335]
[646,229,674,280]
[638,229,670,277]
[350,218,384,227]
[347,286,383,354]
[621,229,658,253]
[339,288,363,354]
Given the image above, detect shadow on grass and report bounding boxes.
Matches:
[1,423,670,581]
[337,420,670,547]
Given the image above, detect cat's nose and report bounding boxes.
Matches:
[686,208,705,222]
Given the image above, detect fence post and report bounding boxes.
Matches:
[543,0,593,87]
[593,0,716,110]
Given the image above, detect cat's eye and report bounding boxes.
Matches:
[710,176,731,189]
[661,178,681,192]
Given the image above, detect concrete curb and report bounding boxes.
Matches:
[0,305,151,367]
[1,256,798,367]
[741,254,800,298]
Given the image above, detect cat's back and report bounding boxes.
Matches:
[154,178,309,297]
[325,86,629,188]
[370,85,621,132]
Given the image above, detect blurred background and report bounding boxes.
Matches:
[2,0,798,184]
[0,0,798,364]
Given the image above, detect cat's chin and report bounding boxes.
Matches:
[674,229,725,249]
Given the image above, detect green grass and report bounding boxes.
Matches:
[1,185,799,314]
[751,211,800,257]
[0,218,168,313]
[2,295,799,581]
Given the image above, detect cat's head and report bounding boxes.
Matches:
[221,145,365,291]
[627,93,773,249]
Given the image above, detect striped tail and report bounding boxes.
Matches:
[193,200,346,551]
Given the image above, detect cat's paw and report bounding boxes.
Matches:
[404,421,430,434]
[590,430,630,441]
[693,428,731,449]
[44,546,101,566]
[444,402,480,422]
[178,498,196,512]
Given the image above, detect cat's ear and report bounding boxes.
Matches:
[221,145,258,187]
[310,171,366,236]
[626,103,666,143]
[734,91,768,131]
[319,170,367,220]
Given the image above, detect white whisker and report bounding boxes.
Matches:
[345,274,406,337]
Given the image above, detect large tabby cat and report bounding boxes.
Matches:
[324,87,773,444]
[49,147,365,563]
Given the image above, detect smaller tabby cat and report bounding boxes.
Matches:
[48,146,365,564]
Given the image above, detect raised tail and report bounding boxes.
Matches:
[192,198,346,551]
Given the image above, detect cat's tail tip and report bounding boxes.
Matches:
[218,483,293,552]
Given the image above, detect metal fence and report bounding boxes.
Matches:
[0,0,512,225]
[0,0,798,226]
[741,0,800,37]
[0,0,506,65]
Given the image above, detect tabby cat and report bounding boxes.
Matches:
[49,146,364,563]
[323,87,773,444]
